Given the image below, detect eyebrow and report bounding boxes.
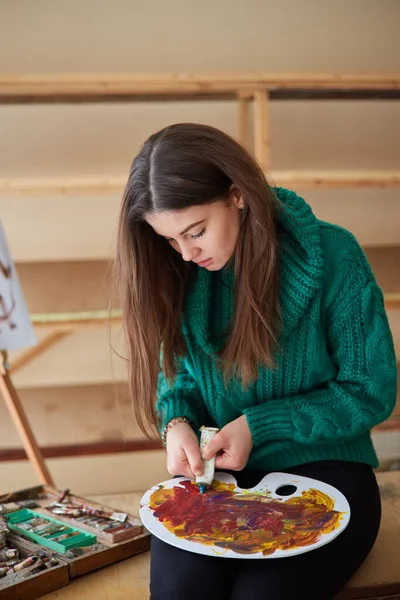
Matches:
[179,220,205,236]
[160,219,206,240]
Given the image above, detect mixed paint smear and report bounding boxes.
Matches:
[148,480,343,556]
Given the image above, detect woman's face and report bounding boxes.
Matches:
[145,195,244,271]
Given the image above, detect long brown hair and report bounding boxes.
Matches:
[113,123,280,437]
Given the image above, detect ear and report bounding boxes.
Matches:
[234,194,245,210]
[228,185,245,210]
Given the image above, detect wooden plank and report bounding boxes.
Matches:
[0,439,161,461]
[271,169,400,188]
[2,171,399,198]
[253,90,270,170]
[0,73,399,105]
[237,92,252,149]
[30,310,121,328]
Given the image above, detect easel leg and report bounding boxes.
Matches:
[0,351,54,486]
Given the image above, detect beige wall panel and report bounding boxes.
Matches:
[0,0,398,72]
[9,325,127,388]
[0,383,142,448]
[2,189,400,262]
[4,308,399,390]
[0,101,398,178]
[0,451,169,495]
[365,248,400,294]
[16,260,113,313]
[13,248,400,316]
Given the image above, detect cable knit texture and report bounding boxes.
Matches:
[156,188,398,470]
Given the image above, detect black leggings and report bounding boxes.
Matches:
[150,461,381,600]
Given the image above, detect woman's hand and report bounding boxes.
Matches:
[166,422,203,480]
[202,415,253,471]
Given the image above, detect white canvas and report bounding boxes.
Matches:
[0,221,36,352]
[140,471,351,559]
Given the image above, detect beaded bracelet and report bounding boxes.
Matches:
[161,416,191,446]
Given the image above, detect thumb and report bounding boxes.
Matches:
[202,434,223,460]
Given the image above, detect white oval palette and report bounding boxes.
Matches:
[140,471,351,559]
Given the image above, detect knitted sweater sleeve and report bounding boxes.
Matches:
[244,245,398,448]
[156,357,208,435]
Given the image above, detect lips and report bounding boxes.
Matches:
[196,258,213,268]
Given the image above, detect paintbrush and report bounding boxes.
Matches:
[196,426,219,493]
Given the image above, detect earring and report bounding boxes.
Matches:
[239,203,245,209]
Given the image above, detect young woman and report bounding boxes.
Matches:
[114,123,397,600]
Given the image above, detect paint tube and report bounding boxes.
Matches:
[196,426,219,493]
[41,525,69,537]
[13,555,38,572]
[0,516,9,535]
[0,499,37,514]
[0,548,19,561]
[30,559,47,574]
[52,531,80,542]
[103,522,132,533]
[51,507,82,517]
[0,502,20,514]
[57,489,70,502]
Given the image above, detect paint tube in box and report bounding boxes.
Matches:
[196,426,219,493]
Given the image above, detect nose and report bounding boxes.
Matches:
[180,240,199,262]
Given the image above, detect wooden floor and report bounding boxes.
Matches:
[39,470,400,600]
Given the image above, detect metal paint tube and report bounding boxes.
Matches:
[0,548,19,561]
[52,531,80,542]
[13,555,38,572]
[0,516,9,534]
[196,426,219,493]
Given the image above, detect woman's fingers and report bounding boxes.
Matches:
[185,441,204,477]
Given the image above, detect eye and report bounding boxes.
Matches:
[190,228,205,240]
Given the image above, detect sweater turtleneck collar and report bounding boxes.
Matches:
[183,187,325,354]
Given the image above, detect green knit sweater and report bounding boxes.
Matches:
[156,188,397,471]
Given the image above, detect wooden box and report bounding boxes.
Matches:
[0,485,150,600]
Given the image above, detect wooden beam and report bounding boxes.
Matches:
[2,171,400,198]
[237,92,252,149]
[253,90,270,171]
[270,170,400,189]
[0,439,162,461]
[28,296,400,328]
[30,309,122,328]
[0,73,399,103]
